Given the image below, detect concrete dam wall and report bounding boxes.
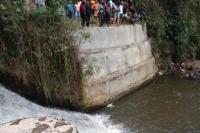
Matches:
[80,24,158,108]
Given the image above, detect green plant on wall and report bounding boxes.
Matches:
[81,56,101,80]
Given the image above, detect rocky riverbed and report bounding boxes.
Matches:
[158,60,200,80]
[171,60,200,80]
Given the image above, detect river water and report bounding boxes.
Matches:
[1,76,200,133]
[99,76,200,133]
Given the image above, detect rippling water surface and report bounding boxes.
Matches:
[100,76,200,133]
[1,76,200,133]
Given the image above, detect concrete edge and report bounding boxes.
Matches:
[83,63,158,110]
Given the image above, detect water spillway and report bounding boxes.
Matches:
[80,24,157,108]
[0,85,124,133]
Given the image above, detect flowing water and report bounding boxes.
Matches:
[1,75,200,133]
[100,76,200,133]
[0,85,124,133]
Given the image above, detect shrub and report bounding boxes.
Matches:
[0,0,83,108]
[141,0,200,70]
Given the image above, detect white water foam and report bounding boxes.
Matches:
[0,85,125,133]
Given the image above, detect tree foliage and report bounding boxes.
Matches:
[0,0,83,108]
[142,0,200,70]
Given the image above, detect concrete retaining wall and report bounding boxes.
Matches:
[80,24,157,108]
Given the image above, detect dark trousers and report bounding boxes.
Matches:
[81,14,86,27]
[104,12,110,26]
[99,13,104,26]
[68,11,73,19]
[81,14,90,27]
[86,14,90,27]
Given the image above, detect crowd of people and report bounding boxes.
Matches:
[66,0,147,27]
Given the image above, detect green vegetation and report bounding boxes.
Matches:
[141,0,200,70]
[0,0,83,108]
[1,0,200,108]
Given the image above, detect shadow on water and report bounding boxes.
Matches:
[98,75,200,133]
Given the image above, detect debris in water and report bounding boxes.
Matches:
[107,103,114,108]
[159,71,164,76]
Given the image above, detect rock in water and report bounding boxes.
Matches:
[0,117,79,133]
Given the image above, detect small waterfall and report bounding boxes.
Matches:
[0,85,124,133]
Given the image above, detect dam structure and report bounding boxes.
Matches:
[80,24,158,108]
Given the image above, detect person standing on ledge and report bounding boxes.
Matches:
[118,1,123,24]
[85,0,91,27]
[94,1,99,21]
[104,3,111,26]
[99,0,105,26]
[80,1,87,27]
[74,0,81,20]
[66,0,74,19]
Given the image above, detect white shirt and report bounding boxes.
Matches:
[78,1,82,11]
[109,0,114,8]
[119,5,123,14]
[113,3,118,10]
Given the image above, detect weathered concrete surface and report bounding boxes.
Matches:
[0,117,78,133]
[80,24,158,109]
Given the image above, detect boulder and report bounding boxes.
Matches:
[0,117,78,133]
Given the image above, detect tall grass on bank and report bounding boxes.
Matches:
[0,0,83,108]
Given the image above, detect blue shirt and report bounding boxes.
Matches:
[67,3,74,13]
